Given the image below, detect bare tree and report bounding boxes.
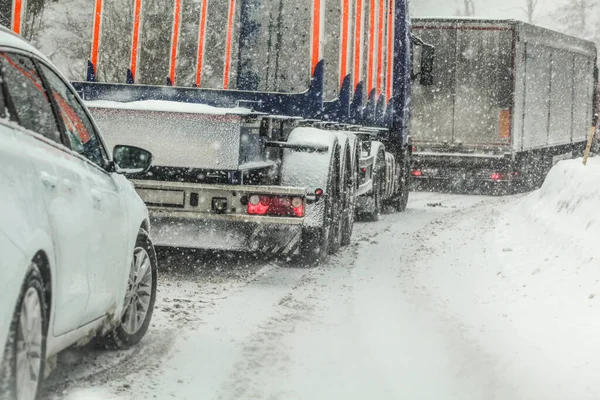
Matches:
[464,0,475,16]
[0,0,11,28]
[523,0,541,23]
[552,0,598,35]
[549,0,600,58]
[455,0,476,16]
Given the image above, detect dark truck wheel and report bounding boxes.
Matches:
[0,265,48,400]
[340,159,356,246]
[298,147,342,264]
[97,230,157,349]
[341,138,358,246]
[363,150,386,221]
[328,148,343,254]
[389,148,410,212]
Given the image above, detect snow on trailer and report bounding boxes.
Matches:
[411,18,598,194]
[73,0,433,261]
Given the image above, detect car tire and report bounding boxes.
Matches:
[97,230,157,350]
[0,264,48,400]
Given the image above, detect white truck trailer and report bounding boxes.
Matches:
[411,18,598,194]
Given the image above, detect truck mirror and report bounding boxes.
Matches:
[420,45,435,86]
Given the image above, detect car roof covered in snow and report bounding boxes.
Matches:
[0,26,52,64]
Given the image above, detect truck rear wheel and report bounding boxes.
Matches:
[340,161,356,246]
[389,148,410,212]
[363,150,385,221]
[297,148,341,264]
[329,149,343,254]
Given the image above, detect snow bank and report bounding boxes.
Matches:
[518,157,600,252]
[481,158,600,398]
[411,159,600,399]
[62,387,125,400]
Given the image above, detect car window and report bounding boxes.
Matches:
[39,63,106,167]
[0,52,60,142]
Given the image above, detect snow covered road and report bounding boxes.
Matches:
[44,166,600,400]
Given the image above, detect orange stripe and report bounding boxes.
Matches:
[91,0,103,74]
[353,0,363,89]
[130,0,142,81]
[376,0,384,97]
[367,0,375,95]
[12,0,22,34]
[223,0,236,89]
[311,0,321,76]
[1,53,44,93]
[169,0,182,85]
[386,0,394,101]
[195,0,208,87]
[339,0,350,88]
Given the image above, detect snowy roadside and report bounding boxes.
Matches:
[413,158,600,399]
[42,250,279,399]
[43,159,600,400]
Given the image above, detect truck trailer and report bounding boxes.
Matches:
[66,0,433,262]
[410,18,598,193]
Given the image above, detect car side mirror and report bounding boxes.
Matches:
[420,45,435,86]
[113,145,153,174]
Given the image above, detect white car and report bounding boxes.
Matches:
[0,29,157,400]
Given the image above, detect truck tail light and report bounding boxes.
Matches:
[412,169,422,177]
[247,195,304,217]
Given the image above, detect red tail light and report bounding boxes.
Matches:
[412,169,422,177]
[490,173,502,181]
[247,195,304,217]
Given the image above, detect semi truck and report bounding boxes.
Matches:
[60,0,433,262]
[410,18,598,194]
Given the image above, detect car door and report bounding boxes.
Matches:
[0,117,52,348]
[38,63,129,324]
[0,51,93,336]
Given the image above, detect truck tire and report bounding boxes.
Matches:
[390,148,410,212]
[96,230,157,350]
[341,153,356,246]
[0,264,48,400]
[363,150,385,221]
[298,148,342,263]
[329,148,343,254]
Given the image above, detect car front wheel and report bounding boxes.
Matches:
[97,230,157,349]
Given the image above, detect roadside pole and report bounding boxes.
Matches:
[583,127,595,166]
[584,80,600,166]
